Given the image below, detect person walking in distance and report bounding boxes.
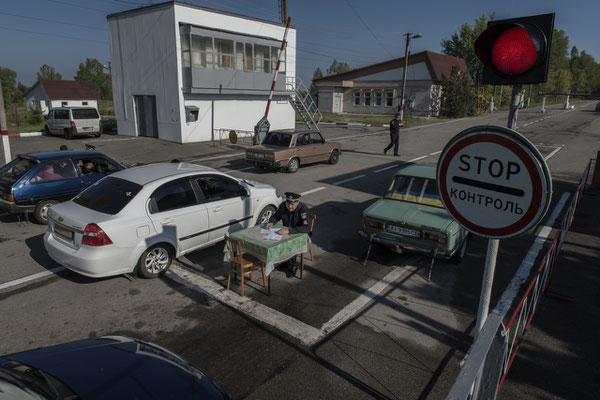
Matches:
[384,112,402,156]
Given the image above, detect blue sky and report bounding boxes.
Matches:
[1,0,598,88]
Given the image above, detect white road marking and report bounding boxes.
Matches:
[167,265,323,344]
[222,166,254,173]
[544,146,563,161]
[91,138,135,143]
[373,164,401,173]
[429,151,442,156]
[300,187,326,196]
[333,174,366,185]
[0,267,66,291]
[168,261,416,346]
[409,155,428,162]
[187,152,245,162]
[493,192,570,317]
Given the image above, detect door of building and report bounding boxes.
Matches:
[333,93,342,113]
[134,95,158,138]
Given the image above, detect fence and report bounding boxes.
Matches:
[447,159,593,400]
[211,128,254,147]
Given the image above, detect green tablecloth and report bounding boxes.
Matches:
[228,224,309,276]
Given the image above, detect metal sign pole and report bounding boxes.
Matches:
[476,84,523,338]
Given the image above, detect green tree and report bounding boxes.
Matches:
[75,58,112,100]
[309,67,323,95]
[37,64,62,81]
[326,59,350,76]
[0,67,18,106]
[440,66,476,118]
[440,14,492,87]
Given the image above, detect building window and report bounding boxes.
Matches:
[61,101,68,107]
[235,42,244,70]
[181,31,191,67]
[191,35,213,68]
[271,47,285,72]
[354,92,360,106]
[244,43,254,71]
[374,92,382,106]
[215,38,234,69]
[82,102,88,106]
[386,91,394,107]
[185,106,199,122]
[364,92,371,106]
[254,45,271,73]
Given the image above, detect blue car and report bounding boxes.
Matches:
[0,149,125,224]
[0,336,229,399]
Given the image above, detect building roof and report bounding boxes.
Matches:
[315,51,469,84]
[106,1,291,29]
[26,80,99,101]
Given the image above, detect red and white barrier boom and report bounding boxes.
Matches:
[253,16,291,145]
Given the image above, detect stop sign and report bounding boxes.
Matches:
[437,125,552,238]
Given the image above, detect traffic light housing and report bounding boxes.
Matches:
[475,13,555,85]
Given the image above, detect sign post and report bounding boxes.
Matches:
[437,125,552,337]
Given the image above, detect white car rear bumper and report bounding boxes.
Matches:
[44,231,140,278]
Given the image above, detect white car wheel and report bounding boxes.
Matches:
[138,244,172,278]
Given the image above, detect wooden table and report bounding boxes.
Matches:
[228,224,309,293]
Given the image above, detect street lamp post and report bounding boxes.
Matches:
[399,32,422,122]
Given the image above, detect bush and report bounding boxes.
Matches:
[27,107,43,124]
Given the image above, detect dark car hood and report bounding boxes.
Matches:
[2,336,228,400]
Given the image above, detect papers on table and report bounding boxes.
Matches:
[260,228,282,241]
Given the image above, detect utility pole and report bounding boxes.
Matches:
[0,79,11,163]
[279,0,288,23]
[399,32,422,122]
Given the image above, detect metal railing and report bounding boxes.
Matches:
[447,159,593,400]
[287,76,322,130]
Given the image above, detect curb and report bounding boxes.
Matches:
[320,122,386,128]
[6,131,45,138]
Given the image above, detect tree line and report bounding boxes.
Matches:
[439,14,600,118]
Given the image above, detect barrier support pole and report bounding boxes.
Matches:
[591,151,600,186]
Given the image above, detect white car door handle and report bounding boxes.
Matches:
[161,218,174,225]
[213,207,223,213]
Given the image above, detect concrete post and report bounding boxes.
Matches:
[541,96,546,113]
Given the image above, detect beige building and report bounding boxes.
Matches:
[315,51,468,117]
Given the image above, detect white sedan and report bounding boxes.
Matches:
[44,163,282,278]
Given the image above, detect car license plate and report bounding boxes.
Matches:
[387,225,420,237]
[54,224,73,240]
[83,127,93,131]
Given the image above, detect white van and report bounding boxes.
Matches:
[45,107,102,139]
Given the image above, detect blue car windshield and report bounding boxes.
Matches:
[385,175,444,208]
[0,157,37,183]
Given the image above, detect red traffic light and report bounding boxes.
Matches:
[490,26,537,75]
[475,13,554,85]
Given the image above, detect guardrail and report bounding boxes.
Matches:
[211,128,254,147]
[447,159,593,400]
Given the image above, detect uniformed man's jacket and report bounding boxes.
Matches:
[268,202,311,234]
[390,119,401,135]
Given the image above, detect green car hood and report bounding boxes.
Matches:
[364,198,455,232]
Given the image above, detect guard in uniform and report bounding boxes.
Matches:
[266,192,311,276]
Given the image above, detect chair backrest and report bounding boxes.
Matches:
[308,213,316,237]
[224,234,244,265]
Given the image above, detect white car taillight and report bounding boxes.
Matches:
[82,223,113,246]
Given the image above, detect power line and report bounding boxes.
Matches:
[0,26,108,45]
[343,0,394,58]
[0,11,106,31]
[47,0,114,13]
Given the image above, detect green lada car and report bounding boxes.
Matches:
[359,163,468,262]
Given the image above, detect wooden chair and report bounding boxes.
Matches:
[225,234,266,296]
[299,213,316,279]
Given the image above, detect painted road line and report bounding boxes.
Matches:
[493,192,570,317]
[409,155,428,162]
[187,152,245,162]
[544,146,563,161]
[333,174,366,185]
[0,267,66,291]
[167,265,323,345]
[373,164,402,173]
[319,264,416,339]
[222,166,254,173]
[429,151,442,156]
[92,138,136,143]
[300,187,326,196]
